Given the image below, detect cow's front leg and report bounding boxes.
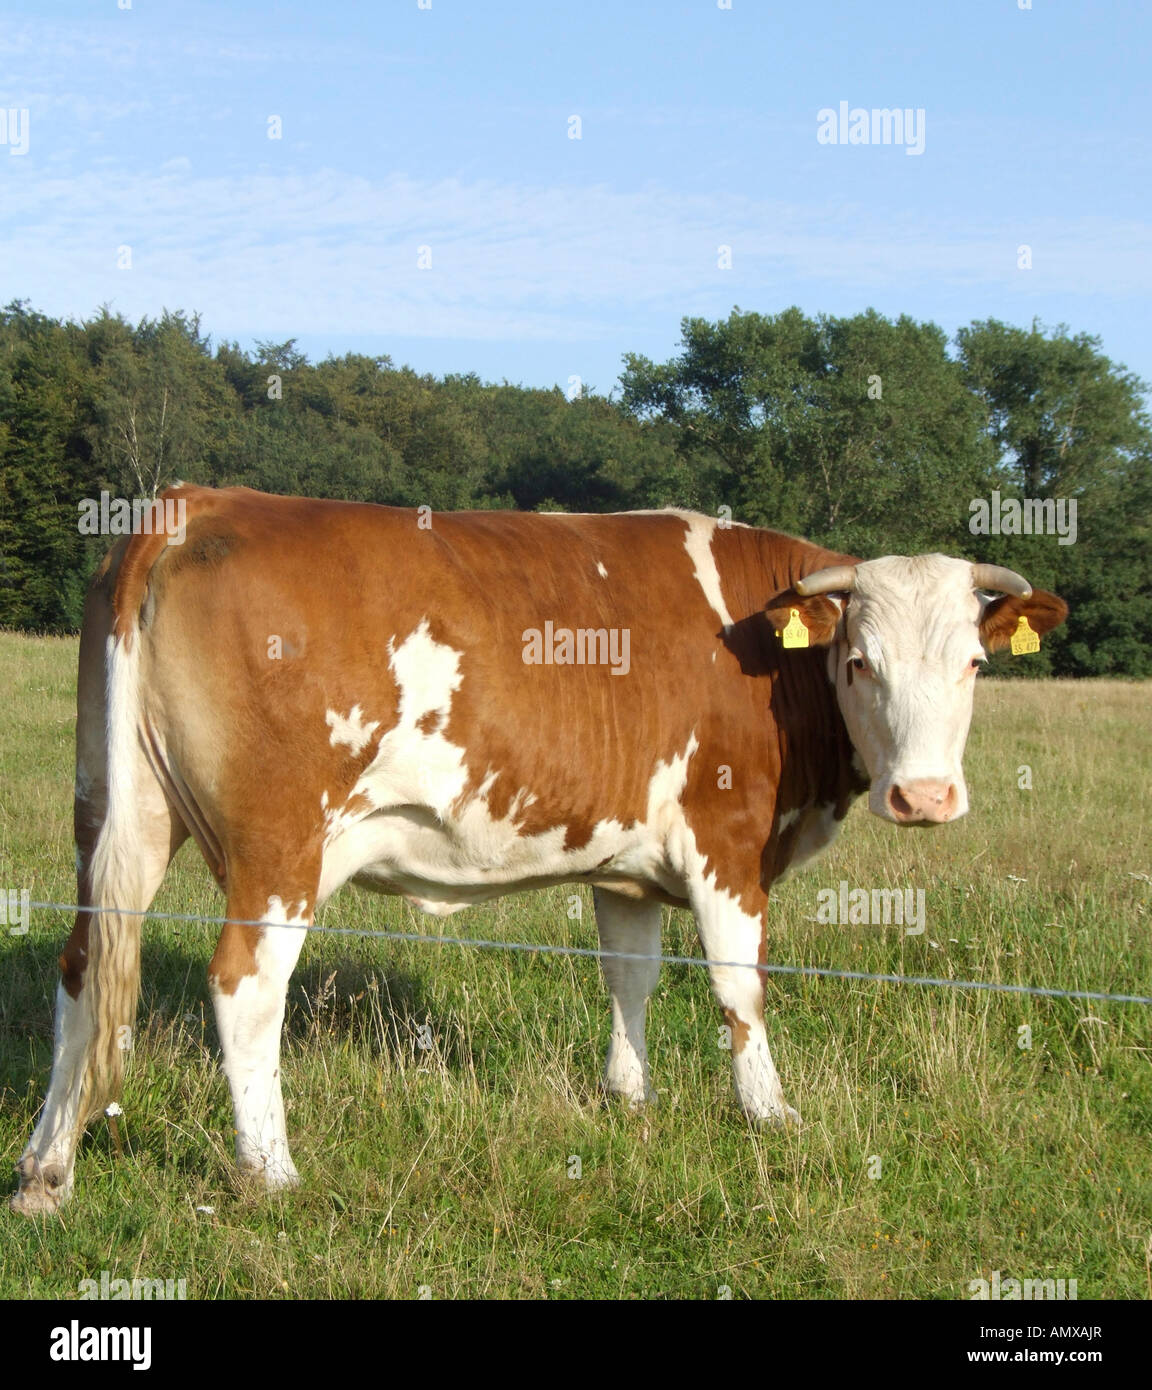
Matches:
[689,880,799,1127]
[593,888,662,1106]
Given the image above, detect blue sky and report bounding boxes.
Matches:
[2,0,1149,395]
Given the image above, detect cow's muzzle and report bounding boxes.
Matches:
[884,779,962,825]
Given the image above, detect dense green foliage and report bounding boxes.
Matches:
[1,300,1148,674]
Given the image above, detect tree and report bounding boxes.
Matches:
[621,306,996,555]
[958,319,1152,676]
[87,309,233,498]
[0,302,93,628]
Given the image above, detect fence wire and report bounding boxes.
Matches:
[15,899,1152,1007]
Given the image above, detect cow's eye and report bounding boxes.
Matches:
[849,654,869,676]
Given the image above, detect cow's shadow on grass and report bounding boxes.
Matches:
[3,932,443,1193]
[279,953,444,1062]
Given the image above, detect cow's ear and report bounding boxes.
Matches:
[979,589,1069,653]
[765,590,844,648]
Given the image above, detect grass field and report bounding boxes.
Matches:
[0,630,1149,1300]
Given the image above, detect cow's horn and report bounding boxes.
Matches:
[795,565,857,597]
[971,563,1032,599]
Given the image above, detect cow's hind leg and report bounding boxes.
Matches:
[593,888,661,1106]
[690,882,799,1128]
[209,870,317,1190]
[12,755,185,1215]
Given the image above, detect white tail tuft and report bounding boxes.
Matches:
[78,630,147,1124]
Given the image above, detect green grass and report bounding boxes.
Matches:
[1,631,1149,1299]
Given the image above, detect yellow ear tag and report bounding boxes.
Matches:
[1010,614,1040,656]
[779,608,809,649]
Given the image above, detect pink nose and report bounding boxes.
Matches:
[887,780,958,824]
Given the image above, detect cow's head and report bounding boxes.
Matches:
[768,556,1068,825]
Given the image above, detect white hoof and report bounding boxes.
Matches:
[10,1154,73,1217]
[744,1101,801,1130]
[237,1154,300,1192]
[604,1076,656,1111]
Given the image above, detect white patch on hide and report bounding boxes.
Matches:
[325,704,380,756]
[680,515,734,630]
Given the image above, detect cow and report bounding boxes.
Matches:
[11,484,1067,1214]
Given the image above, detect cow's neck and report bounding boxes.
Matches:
[711,523,870,882]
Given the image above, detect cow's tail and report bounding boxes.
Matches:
[77,615,149,1126]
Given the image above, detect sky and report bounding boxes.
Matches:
[1,0,1149,396]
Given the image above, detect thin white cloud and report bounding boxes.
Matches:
[1,16,419,82]
[1,164,1148,344]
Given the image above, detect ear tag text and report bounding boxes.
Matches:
[779,608,809,649]
[1010,614,1040,656]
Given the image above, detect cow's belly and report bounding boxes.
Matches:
[319,805,686,914]
[316,679,702,914]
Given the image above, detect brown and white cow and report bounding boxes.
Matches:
[11,485,1067,1213]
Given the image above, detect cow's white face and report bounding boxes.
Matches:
[773,553,1064,827]
[830,555,988,825]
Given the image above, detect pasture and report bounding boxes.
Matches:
[0,631,1149,1299]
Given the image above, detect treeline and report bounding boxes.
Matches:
[1,299,1149,676]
